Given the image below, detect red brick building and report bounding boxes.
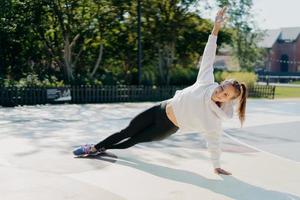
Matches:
[260,27,300,73]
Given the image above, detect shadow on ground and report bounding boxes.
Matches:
[87,154,300,200]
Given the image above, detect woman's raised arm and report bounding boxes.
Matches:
[196,7,227,84]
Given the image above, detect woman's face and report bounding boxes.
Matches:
[212,83,237,103]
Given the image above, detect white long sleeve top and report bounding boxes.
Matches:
[167,35,234,168]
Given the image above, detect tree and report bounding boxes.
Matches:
[216,0,264,71]
[0,0,233,86]
[141,0,231,85]
[0,0,44,79]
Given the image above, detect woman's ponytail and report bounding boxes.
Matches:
[237,83,247,127]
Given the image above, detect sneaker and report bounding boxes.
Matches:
[73,144,100,156]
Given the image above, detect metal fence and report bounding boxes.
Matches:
[256,72,300,83]
[247,85,275,99]
[0,85,276,107]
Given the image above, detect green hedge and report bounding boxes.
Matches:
[170,66,197,85]
[170,67,257,87]
[214,71,257,87]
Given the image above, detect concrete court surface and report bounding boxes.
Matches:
[0,99,300,200]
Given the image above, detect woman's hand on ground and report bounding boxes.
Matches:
[214,168,232,175]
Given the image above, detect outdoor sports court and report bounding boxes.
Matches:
[0,99,299,200]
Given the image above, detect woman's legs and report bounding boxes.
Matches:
[94,100,179,151]
[94,104,159,150]
[108,122,178,149]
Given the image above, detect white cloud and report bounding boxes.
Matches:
[252,0,300,29]
[198,0,300,30]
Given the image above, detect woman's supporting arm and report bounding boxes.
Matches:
[204,130,232,175]
[203,131,222,169]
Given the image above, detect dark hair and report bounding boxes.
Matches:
[237,83,247,127]
[222,79,248,127]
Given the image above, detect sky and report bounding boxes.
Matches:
[198,0,300,30]
[252,0,300,29]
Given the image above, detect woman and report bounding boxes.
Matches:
[73,7,247,175]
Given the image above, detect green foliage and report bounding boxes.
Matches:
[1,0,261,87]
[141,65,158,85]
[216,0,264,70]
[0,74,65,87]
[170,66,197,85]
[214,70,224,84]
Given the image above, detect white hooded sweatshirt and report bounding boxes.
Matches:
[166,34,234,168]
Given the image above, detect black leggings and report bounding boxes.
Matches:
[94,100,179,150]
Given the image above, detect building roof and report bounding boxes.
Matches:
[280,27,300,42]
[258,27,300,48]
[258,29,281,48]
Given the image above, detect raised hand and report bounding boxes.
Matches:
[212,6,228,36]
[215,7,227,27]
